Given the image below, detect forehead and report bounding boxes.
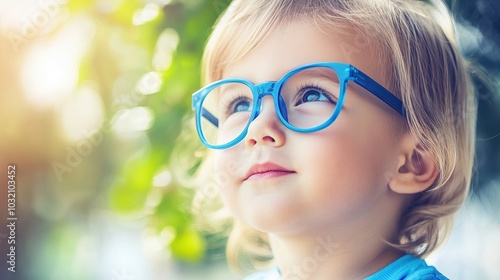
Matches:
[222,20,387,87]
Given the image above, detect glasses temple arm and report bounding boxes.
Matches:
[350,67,407,117]
[201,107,219,128]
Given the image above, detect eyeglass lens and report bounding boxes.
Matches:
[199,67,341,147]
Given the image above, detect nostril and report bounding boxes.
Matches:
[247,135,276,147]
[263,136,275,142]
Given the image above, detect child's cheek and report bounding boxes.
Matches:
[214,150,239,181]
[213,151,244,218]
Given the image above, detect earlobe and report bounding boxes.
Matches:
[389,136,439,194]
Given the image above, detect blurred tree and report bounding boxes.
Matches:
[0,0,498,280]
[449,0,500,208]
[1,0,229,279]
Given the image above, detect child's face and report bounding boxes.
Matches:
[214,21,406,235]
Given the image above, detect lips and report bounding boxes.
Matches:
[244,162,295,181]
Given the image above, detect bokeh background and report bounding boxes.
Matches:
[0,0,499,279]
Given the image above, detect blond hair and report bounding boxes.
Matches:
[194,0,477,272]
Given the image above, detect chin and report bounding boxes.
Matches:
[240,198,304,234]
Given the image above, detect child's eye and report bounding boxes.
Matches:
[295,86,336,106]
[232,98,252,113]
[223,95,253,116]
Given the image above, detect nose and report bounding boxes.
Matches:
[244,96,286,148]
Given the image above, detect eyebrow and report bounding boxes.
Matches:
[218,82,242,91]
[290,67,340,82]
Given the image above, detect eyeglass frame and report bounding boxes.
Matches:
[192,62,406,150]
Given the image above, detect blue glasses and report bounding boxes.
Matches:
[192,62,406,149]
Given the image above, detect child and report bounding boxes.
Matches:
[190,0,477,279]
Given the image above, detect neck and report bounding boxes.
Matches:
[269,227,404,280]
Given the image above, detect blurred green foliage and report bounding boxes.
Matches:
[1,0,230,279]
[103,0,231,264]
[0,0,499,280]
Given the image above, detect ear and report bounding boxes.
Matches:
[388,134,439,194]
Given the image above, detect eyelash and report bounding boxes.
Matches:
[219,82,338,116]
[294,83,337,105]
[221,93,252,116]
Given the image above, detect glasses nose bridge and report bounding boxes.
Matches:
[251,80,290,127]
[256,81,276,97]
[253,81,279,116]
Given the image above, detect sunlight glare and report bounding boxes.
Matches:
[111,106,154,136]
[152,169,172,188]
[153,28,179,71]
[21,18,94,107]
[133,3,160,25]
[59,82,105,142]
